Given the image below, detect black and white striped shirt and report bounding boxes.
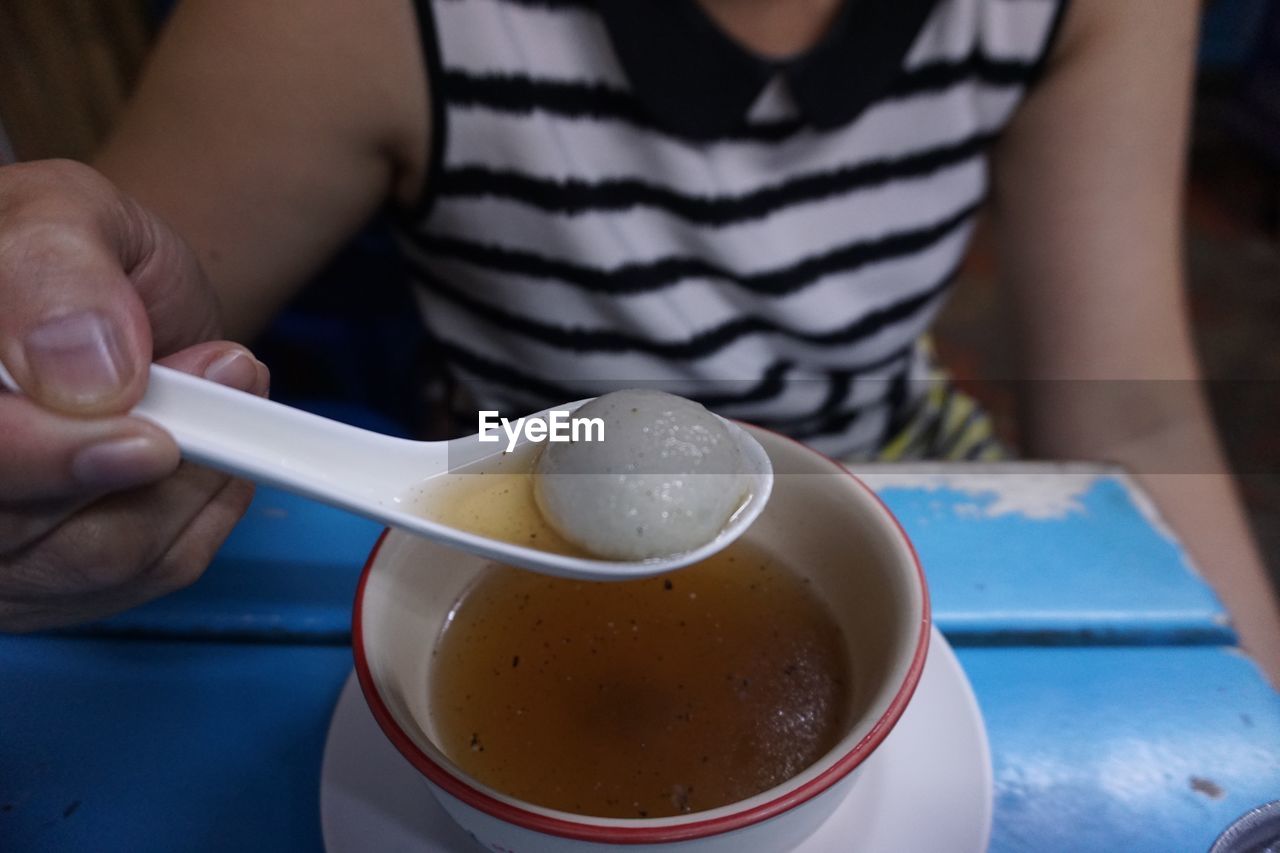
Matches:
[396,0,1066,457]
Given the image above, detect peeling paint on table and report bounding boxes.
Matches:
[857,464,1229,646]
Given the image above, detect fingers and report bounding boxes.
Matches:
[0,247,153,416]
[0,161,268,633]
[0,470,256,632]
[0,160,221,416]
[17,463,236,598]
[0,397,176,505]
[0,162,154,414]
[0,341,265,504]
[0,341,267,555]
[155,341,270,396]
[144,475,257,597]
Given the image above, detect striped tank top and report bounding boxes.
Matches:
[396,0,1066,458]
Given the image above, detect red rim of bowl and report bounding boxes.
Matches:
[352,429,931,844]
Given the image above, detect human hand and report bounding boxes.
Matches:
[0,159,269,631]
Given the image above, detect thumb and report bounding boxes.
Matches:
[0,160,219,416]
[5,305,148,415]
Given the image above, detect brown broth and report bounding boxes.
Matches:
[428,540,852,819]
[409,441,752,562]
[411,443,590,558]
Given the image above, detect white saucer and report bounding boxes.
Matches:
[320,627,992,852]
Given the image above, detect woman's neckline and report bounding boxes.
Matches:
[682,0,856,66]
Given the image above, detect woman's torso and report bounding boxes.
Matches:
[395,0,1065,458]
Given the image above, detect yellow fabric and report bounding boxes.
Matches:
[870,340,1010,462]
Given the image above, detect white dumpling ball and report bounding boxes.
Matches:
[533,390,748,560]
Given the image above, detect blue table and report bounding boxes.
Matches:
[3,464,1278,852]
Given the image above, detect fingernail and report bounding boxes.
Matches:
[72,436,169,490]
[203,350,259,390]
[25,311,131,408]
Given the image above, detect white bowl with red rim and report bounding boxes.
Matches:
[353,425,930,851]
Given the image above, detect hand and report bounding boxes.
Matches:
[0,159,269,631]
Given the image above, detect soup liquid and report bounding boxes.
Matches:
[428,541,852,819]
[409,442,751,561]
[411,443,589,558]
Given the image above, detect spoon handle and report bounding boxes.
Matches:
[1,361,774,578]
[130,364,428,504]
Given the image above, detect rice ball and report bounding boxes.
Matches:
[533,390,748,560]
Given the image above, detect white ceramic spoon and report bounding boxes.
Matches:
[0,363,772,580]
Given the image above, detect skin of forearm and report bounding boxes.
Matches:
[89,0,429,343]
[1023,384,1280,685]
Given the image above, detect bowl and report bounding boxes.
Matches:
[354,426,929,851]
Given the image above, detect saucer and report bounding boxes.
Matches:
[320,627,992,852]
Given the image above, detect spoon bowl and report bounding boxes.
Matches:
[1,363,772,579]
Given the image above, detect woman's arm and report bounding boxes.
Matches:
[992,0,1280,682]
[95,0,430,341]
[0,0,429,630]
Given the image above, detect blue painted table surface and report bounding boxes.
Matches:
[2,463,1277,852]
[79,464,1232,647]
[1,638,1275,853]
